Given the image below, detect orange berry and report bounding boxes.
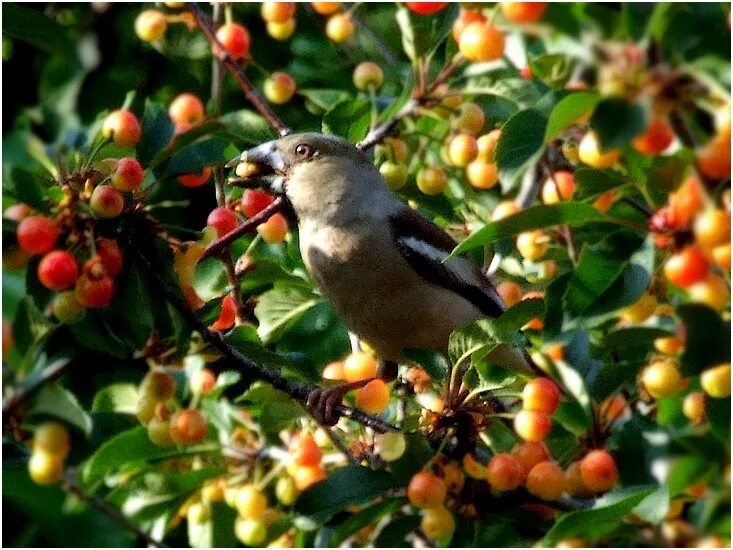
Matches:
[452,102,485,135]
[487,453,525,491]
[452,9,486,43]
[267,18,296,40]
[594,190,615,212]
[28,450,65,485]
[169,409,208,445]
[416,166,448,195]
[700,363,731,398]
[578,131,620,169]
[190,368,216,395]
[261,2,296,23]
[141,370,176,401]
[512,441,550,475]
[135,9,167,42]
[712,243,731,271]
[526,461,565,501]
[688,275,729,310]
[496,281,522,307]
[407,471,446,509]
[177,166,211,188]
[462,453,487,479]
[210,295,237,331]
[325,13,354,43]
[632,115,675,155]
[102,109,141,148]
[641,359,681,399]
[492,201,521,221]
[664,246,709,287]
[516,230,549,261]
[459,21,505,62]
[291,433,322,467]
[670,176,705,229]
[343,352,378,382]
[264,72,296,105]
[579,450,618,492]
[514,409,552,442]
[322,360,345,381]
[522,378,561,414]
[257,213,289,244]
[311,2,340,15]
[420,506,455,542]
[476,129,502,161]
[448,134,479,167]
[293,464,326,491]
[682,391,706,425]
[565,461,594,497]
[355,379,390,414]
[466,160,499,189]
[33,422,71,459]
[697,132,731,180]
[501,2,547,24]
[654,336,685,355]
[542,170,576,203]
[168,93,205,125]
[693,208,730,249]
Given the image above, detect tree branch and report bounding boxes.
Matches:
[201,197,285,260]
[2,358,72,416]
[63,468,169,548]
[186,2,291,137]
[135,245,397,433]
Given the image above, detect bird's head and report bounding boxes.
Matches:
[227,133,390,221]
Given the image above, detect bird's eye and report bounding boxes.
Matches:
[295,144,315,158]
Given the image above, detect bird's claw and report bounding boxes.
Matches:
[306,380,371,426]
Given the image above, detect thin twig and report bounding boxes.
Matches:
[63,468,169,548]
[202,198,285,260]
[186,2,291,137]
[135,245,397,433]
[2,359,72,416]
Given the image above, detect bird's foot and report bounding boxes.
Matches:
[306,380,371,426]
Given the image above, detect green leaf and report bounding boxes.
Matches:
[220,109,277,144]
[453,203,607,254]
[463,71,542,109]
[385,433,433,486]
[393,4,457,63]
[1,3,74,56]
[13,297,55,355]
[678,304,730,376]
[529,54,576,90]
[297,89,351,112]
[7,167,48,212]
[254,286,321,343]
[542,486,655,545]
[137,101,174,165]
[81,427,215,487]
[322,98,371,143]
[544,92,600,142]
[562,231,645,318]
[92,383,139,414]
[633,485,670,524]
[573,167,630,200]
[32,383,93,435]
[590,98,647,150]
[495,109,547,190]
[374,515,420,547]
[294,465,395,525]
[168,137,232,174]
[329,498,404,546]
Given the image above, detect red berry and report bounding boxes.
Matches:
[241,190,275,218]
[75,274,115,308]
[579,450,618,493]
[632,116,675,155]
[111,157,144,192]
[664,246,709,288]
[522,378,561,414]
[96,238,123,277]
[38,251,79,291]
[90,186,124,219]
[177,166,211,188]
[215,23,251,60]
[102,109,141,148]
[406,2,447,15]
[210,295,236,331]
[17,216,59,254]
[207,207,238,237]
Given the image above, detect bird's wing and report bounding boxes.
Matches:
[388,207,506,318]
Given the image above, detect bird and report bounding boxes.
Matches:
[227,132,533,424]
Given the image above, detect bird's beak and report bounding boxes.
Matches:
[226,140,287,195]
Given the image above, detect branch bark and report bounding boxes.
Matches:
[135,245,397,433]
[201,197,285,260]
[186,2,291,137]
[2,358,71,416]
